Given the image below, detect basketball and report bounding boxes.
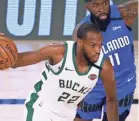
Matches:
[0,36,18,70]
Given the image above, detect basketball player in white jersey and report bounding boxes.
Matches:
[5,23,118,121]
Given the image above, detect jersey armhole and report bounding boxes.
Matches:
[125,24,132,31]
[48,42,68,75]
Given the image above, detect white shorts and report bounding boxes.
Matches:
[24,105,52,121]
[23,104,75,121]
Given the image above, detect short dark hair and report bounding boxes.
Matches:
[77,23,100,40]
[84,0,92,3]
[84,0,88,3]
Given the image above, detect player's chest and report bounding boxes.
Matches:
[49,66,99,90]
[101,22,132,55]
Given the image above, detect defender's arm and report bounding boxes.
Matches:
[100,59,119,121]
[118,0,138,27]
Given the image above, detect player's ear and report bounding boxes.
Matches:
[77,38,83,48]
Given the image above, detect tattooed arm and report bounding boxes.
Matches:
[12,43,65,68]
[118,0,138,27]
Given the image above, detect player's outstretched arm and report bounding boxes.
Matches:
[100,59,119,121]
[12,43,65,68]
[118,0,138,27]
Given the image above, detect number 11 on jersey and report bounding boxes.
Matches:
[109,53,120,66]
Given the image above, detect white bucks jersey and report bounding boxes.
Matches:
[25,41,104,119]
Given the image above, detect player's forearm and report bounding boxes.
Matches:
[12,52,42,68]
[106,99,119,121]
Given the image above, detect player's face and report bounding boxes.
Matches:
[86,0,110,21]
[82,31,102,63]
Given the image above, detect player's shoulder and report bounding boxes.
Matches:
[42,42,69,64]
[40,42,66,58]
[76,14,91,28]
[46,41,75,54]
[80,14,91,24]
[101,58,113,73]
[48,41,75,64]
[45,42,64,49]
[73,14,91,40]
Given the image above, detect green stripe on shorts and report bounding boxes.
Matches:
[25,71,47,121]
[26,93,39,121]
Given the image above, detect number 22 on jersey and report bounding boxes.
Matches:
[58,92,80,104]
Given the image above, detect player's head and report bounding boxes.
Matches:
[77,23,102,63]
[84,0,110,22]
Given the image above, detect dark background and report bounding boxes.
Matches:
[0,0,138,40]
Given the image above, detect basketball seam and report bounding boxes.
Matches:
[0,45,12,67]
[0,39,18,53]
